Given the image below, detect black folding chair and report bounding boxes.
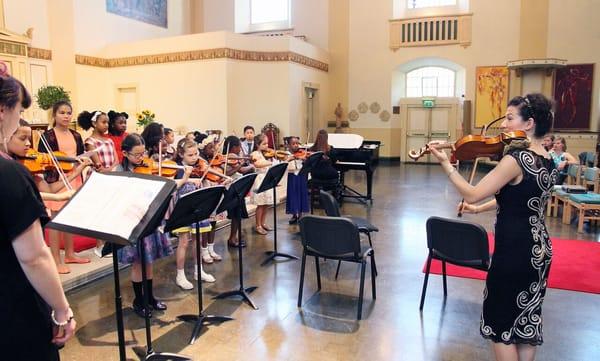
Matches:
[420,216,490,311]
[319,190,378,278]
[297,215,376,320]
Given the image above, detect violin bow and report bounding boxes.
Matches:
[198,137,225,184]
[37,130,73,192]
[223,141,231,176]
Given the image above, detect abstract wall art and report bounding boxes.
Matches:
[106,0,168,28]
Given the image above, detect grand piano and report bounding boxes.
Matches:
[328,133,381,204]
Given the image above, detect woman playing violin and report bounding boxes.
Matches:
[429,94,557,361]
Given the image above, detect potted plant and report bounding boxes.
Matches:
[35,85,71,124]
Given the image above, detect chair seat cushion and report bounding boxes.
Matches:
[554,189,568,197]
[344,215,379,232]
[568,192,600,204]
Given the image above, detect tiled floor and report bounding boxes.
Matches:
[59,162,600,361]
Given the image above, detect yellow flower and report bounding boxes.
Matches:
[150,113,155,118]
[137,114,143,121]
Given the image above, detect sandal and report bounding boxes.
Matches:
[255,226,268,235]
[261,224,272,231]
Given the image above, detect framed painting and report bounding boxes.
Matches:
[553,64,594,130]
[106,0,168,28]
[474,66,509,128]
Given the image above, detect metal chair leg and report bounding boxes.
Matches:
[297,251,307,307]
[419,254,433,311]
[315,256,321,291]
[442,260,448,297]
[370,252,376,299]
[335,260,342,279]
[357,260,366,320]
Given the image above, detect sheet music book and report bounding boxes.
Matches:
[47,172,176,245]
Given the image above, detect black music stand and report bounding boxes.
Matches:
[258,162,298,266]
[164,185,233,345]
[213,173,259,309]
[46,172,190,361]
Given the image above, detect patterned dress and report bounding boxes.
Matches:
[480,149,558,345]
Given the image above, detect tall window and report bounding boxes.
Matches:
[251,0,290,25]
[407,0,456,9]
[406,67,455,97]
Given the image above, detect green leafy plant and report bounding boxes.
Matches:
[136,109,156,128]
[35,85,71,110]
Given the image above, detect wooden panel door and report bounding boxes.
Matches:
[406,107,430,163]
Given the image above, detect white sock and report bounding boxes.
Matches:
[208,243,215,253]
[176,268,186,278]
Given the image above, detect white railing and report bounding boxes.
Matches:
[389,13,472,50]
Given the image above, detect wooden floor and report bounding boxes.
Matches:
[61,163,600,361]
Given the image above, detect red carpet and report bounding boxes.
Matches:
[423,234,600,294]
[44,230,97,253]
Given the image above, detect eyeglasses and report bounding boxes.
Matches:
[127,151,145,158]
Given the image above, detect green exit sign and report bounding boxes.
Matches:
[422,99,435,108]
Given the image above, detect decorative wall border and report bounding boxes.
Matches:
[0,40,26,56]
[28,47,52,60]
[75,48,328,72]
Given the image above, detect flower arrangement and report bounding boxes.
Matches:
[136,109,156,128]
[35,85,71,110]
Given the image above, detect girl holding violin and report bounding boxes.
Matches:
[115,133,192,318]
[6,119,91,202]
[223,135,254,247]
[428,94,557,361]
[170,138,216,289]
[285,136,309,224]
[198,136,228,262]
[77,110,117,173]
[309,129,339,182]
[251,134,274,235]
[39,100,90,274]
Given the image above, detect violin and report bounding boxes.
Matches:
[210,153,251,166]
[262,148,276,159]
[292,149,314,160]
[262,148,288,160]
[18,149,81,174]
[132,157,180,178]
[190,158,231,183]
[408,130,528,162]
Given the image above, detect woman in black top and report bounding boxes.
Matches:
[309,129,339,181]
[0,73,76,360]
[429,94,557,361]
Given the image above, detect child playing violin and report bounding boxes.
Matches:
[39,101,91,273]
[115,133,193,318]
[171,138,216,289]
[223,135,254,247]
[77,110,117,173]
[251,134,273,235]
[107,110,128,163]
[5,119,92,202]
[198,135,227,263]
[285,136,309,224]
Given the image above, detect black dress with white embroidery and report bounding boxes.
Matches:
[480,149,558,345]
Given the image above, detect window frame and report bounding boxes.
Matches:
[247,0,292,32]
[406,0,457,9]
[405,66,456,98]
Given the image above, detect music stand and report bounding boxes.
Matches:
[213,173,259,309]
[46,172,191,361]
[164,185,233,345]
[257,162,298,266]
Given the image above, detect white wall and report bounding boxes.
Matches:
[205,0,235,32]
[75,32,329,138]
[73,0,192,54]
[3,0,50,48]
[206,0,329,51]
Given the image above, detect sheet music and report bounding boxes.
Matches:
[52,172,166,240]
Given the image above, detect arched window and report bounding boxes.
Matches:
[406,66,455,97]
[407,0,456,9]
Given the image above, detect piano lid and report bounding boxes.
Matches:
[328,133,364,149]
